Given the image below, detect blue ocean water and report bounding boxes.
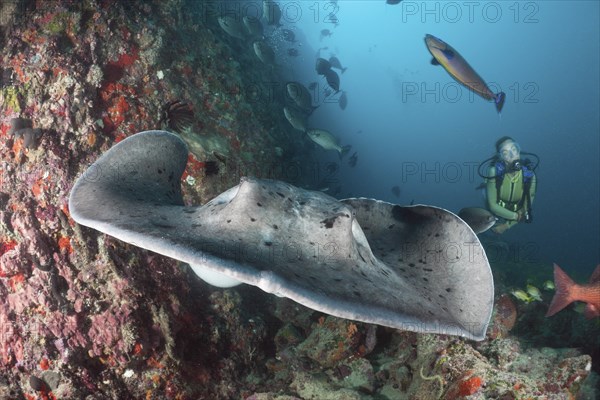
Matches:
[226,0,599,274]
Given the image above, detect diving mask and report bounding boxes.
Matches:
[499,142,520,162]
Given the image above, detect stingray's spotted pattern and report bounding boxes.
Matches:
[69,131,493,340]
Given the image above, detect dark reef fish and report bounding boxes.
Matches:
[329,56,347,74]
[286,81,317,114]
[338,91,347,110]
[546,263,600,319]
[243,16,264,38]
[9,117,42,149]
[159,100,195,133]
[287,48,299,57]
[217,15,246,39]
[253,40,275,65]
[320,29,332,41]
[391,185,401,198]
[263,0,282,27]
[315,57,331,75]
[283,106,307,132]
[424,34,505,113]
[324,69,340,92]
[281,28,296,42]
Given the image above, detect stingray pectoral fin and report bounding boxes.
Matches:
[341,198,495,340]
[68,130,188,227]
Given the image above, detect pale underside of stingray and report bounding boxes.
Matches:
[69,130,494,340]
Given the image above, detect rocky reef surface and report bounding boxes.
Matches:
[0,1,598,399]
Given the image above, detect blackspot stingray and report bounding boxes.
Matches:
[69,130,494,340]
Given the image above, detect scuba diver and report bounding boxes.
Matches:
[478,136,539,234]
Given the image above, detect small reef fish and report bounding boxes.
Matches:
[243,16,264,38]
[338,91,347,110]
[546,263,600,319]
[328,14,339,26]
[253,41,275,65]
[281,28,296,42]
[329,56,347,74]
[511,289,532,304]
[320,29,332,41]
[283,107,307,132]
[306,129,351,159]
[286,82,317,114]
[543,280,555,291]
[526,284,542,302]
[424,34,505,113]
[263,0,282,27]
[324,69,340,92]
[218,16,247,39]
[315,57,331,75]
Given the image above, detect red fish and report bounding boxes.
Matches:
[546,263,600,319]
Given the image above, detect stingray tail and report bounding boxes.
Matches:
[495,92,506,114]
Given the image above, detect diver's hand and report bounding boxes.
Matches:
[515,211,524,221]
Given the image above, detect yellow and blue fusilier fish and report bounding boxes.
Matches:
[424,34,505,114]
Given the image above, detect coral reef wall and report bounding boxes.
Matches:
[0,0,305,398]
